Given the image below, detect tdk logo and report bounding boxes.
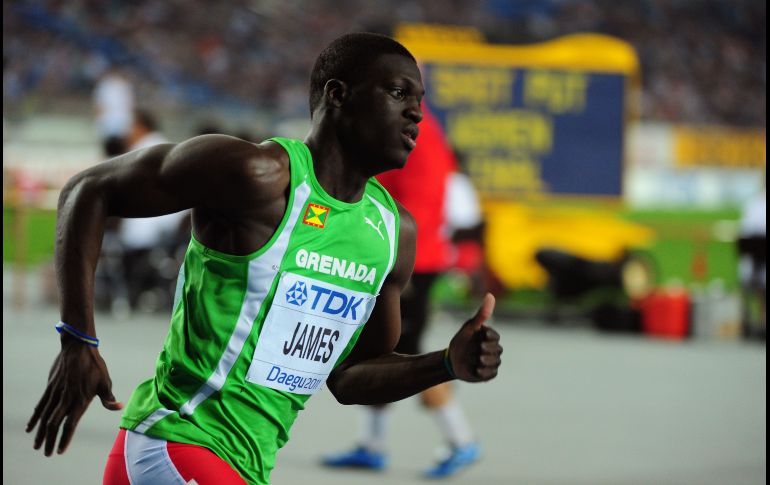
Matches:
[285,281,363,320]
[285,281,308,306]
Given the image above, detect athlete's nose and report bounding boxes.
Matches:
[405,100,423,124]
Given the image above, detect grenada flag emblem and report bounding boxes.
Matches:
[302,203,330,228]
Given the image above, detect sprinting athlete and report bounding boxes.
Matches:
[26,33,503,485]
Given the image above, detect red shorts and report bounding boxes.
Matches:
[103,428,247,485]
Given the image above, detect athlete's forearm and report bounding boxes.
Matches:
[55,173,109,337]
[327,350,451,405]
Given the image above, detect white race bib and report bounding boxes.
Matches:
[246,272,376,394]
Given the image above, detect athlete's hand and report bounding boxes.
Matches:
[26,337,123,456]
[447,293,502,382]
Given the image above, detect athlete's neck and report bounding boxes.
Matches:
[304,129,370,204]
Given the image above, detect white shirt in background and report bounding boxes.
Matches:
[444,172,482,232]
[93,72,134,138]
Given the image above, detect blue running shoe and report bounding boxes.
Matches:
[322,447,387,470]
[423,443,481,479]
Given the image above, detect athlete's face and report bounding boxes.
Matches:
[340,54,424,173]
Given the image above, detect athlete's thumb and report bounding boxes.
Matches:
[463,293,495,332]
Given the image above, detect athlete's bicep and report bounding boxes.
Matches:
[86,135,284,218]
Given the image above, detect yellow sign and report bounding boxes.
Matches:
[400,32,640,74]
[398,29,641,199]
[396,26,646,289]
[394,23,485,45]
[674,125,766,169]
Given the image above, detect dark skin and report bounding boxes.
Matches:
[27,53,503,456]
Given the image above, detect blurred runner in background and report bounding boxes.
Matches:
[323,105,482,478]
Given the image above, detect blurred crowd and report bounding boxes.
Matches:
[4,0,766,126]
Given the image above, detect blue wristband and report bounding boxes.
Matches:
[443,348,457,379]
[55,321,99,347]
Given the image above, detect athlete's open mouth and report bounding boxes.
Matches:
[402,126,419,150]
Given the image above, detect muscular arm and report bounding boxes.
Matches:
[326,205,502,405]
[56,135,286,333]
[28,135,288,455]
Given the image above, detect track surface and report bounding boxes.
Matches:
[3,272,766,485]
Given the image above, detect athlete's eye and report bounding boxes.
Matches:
[389,87,406,100]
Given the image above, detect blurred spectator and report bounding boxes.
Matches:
[95,182,128,314]
[117,109,190,313]
[103,135,127,157]
[126,108,167,149]
[93,65,134,156]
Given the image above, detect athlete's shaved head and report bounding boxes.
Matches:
[309,32,416,117]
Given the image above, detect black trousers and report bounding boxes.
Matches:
[394,272,440,355]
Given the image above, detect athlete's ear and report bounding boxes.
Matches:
[324,79,348,109]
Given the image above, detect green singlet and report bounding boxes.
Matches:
[120,137,400,484]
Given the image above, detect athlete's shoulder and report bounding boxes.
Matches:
[170,134,286,170]
[250,138,291,176]
[243,138,291,200]
[174,135,290,201]
[394,200,416,242]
